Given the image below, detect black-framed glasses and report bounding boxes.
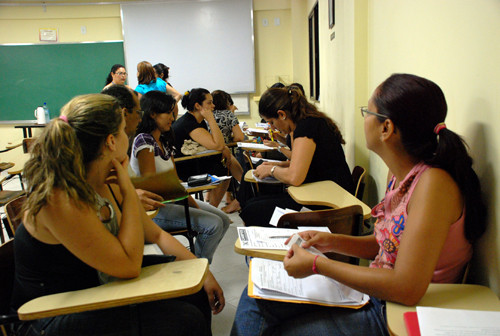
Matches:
[360,106,387,119]
[133,110,144,118]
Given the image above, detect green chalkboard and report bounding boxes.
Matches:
[0,41,125,121]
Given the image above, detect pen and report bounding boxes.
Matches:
[269,129,274,142]
[269,236,291,239]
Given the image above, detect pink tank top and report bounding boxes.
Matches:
[369,162,471,283]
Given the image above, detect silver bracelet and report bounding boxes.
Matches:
[271,165,276,177]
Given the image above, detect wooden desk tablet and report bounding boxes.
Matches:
[244,169,281,184]
[386,283,500,336]
[234,238,287,261]
[14,122,46,138]
[174,150,221,162]
[288,180,372,219]
[18,258,208,320]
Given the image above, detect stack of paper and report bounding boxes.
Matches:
[249,258,369,308]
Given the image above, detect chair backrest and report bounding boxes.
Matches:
[242,152,259,193]
[5,195,27,235]
[352,166,366,200]
[277,205,363,264]
[0,239,14,316]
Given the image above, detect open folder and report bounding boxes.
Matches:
[248,258,369,308]
[131,170,188,202]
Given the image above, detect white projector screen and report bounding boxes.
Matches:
[121,0,255,95]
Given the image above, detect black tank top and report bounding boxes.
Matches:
[10,224,99,311]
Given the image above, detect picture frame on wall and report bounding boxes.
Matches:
[328,0,335,29]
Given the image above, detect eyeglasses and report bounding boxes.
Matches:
[136,110,144,118]
[116,72,127,76]
[360,106,387,119]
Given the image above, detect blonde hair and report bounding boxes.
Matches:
[23,94,123,226]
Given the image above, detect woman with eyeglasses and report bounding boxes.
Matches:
[130,90,231,264]
[103,64,131,90]
[237,86,354,227]
[231,74,486,336]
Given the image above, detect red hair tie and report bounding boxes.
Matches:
[434,122,446,134]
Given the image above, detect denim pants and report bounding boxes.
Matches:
[231,286,390,336]
[16,290,212,336]
[153,199,230,263]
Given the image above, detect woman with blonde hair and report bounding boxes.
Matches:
[11,94,223,335]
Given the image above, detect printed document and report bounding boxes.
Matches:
[251,258,369,306]
[417,306,500,336]
[237,227,298,249]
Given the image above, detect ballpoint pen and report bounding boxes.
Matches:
[269,235,291,239]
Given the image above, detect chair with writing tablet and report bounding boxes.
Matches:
[277,205,363,265]
[0,238,208,336]
[131,170,196,253]
[351,165,366,201]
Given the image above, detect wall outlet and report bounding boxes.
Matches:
[262,18,268,27]
[81,26,87,34]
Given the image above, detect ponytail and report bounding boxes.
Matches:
[427,128,486,242]
[23,94,123,227]
[181,88,210,112]
[374,73,486,243]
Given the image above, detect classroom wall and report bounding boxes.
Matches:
[365,0,500,295]
[305,0,500,295]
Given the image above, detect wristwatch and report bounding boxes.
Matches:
[271,166,277,177]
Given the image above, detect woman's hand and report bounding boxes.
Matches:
[254,163,273,178]
[263,140,279,148]
[136,189,165,211]
[283,244,316,278]
[203,271,225,314]
[291,231,336,253]
[200,107,215,121]
[108,157,136,196]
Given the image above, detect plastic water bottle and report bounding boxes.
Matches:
[43,102,50,122]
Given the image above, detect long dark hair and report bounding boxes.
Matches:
[137,91,176,150]
[374,73,486,243]
[259,87,345,144]
[181,88,210,112]
[105,64,125,86]
[154,63,170,81]
[211,90,231,110]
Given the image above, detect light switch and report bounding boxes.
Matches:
[81,26,87,34]
[262,18,269,27]
[274,17,280,26]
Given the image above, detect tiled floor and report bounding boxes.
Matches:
[174,209,247,336]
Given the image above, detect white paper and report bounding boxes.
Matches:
[237,227,298,249]
[251,258,368,305]
[417,306,500,336]
[250,156,281,164]
[297,226,331,233]
[269,207,297,226]
[251,170,281,183]
[255,123,269,129]
[238,142,276,151]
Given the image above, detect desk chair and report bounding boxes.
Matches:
[277,205,363,265]
[5,195,26,236]
[0,190,25,243]
[131,170,197,253]
[0,238,208,336]
[352,165,366,200]
[242,151,260,195]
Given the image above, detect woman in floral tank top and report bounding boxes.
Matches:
[231,74,486,336]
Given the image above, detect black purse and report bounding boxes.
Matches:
[187,173,212,187]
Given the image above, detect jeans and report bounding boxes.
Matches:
[16,290,211,336]
[153,199,230,263]
[231,286,389,336]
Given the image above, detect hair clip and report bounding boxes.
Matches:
[184,91,190,96]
